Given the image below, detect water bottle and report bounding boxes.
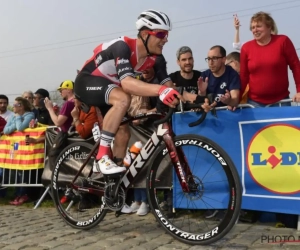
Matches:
[92,122,101,142]
[123,141,143,167]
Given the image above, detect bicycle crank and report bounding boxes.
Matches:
[103,182,126,211]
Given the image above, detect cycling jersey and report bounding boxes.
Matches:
[79,36,170,86]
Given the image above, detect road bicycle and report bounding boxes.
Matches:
[51,101,242,245]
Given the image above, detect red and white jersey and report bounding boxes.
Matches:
[79,36,170,86]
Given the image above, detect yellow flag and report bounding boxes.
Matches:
[0,127,47,170]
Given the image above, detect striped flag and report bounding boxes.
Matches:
[0,127,47,170]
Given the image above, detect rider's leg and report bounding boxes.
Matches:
[74,74,130,174]
[96,87,131,174]
[113,124,130,166]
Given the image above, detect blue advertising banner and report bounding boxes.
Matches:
[172,106,300,215]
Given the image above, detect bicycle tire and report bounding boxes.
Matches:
[147,134,242,245]
[51,141,107,230]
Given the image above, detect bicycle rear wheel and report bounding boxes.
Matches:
[147,134,241,245]
[51,141,107,230]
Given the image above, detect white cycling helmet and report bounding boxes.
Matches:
[136,9,172,31]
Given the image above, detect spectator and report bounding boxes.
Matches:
[32,88,53,126]
[232,14,278,51]
[128,95,150,215]
[128,94,151,216]
[22,90,38,118]
[22,91,34,105]
[169,46,201,94]
[3,97,35,205]
[26,88,54,202]
[225,52,248,104]
[0,94,14,122]
[240,11,300,106]
[198,46,240,218]
[225,52,240,74]
[0,116,6,134]
[3,97,35,135]
[198,45,240,110]
[126,69,159,216]
[44,80,75,132]
[132,68,157,123]
[67,98,99,211]
[71,98,98,139]
[0,94,13,197]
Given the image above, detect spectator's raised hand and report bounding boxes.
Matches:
[26,137,37,144]
[220,89,231,105]
[201,98,217,113]
[71,106,80,119]
[234,14,240,30]
[197,77,208,95]
[44,97,53,110]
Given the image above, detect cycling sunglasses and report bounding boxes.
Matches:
[146,30,168,39]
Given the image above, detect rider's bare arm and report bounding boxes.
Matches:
[121,76,162,96]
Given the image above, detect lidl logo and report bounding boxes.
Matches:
[247,124,300,194]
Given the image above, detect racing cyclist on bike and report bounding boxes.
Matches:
[74,9,214,175]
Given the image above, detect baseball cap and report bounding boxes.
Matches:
[57,80,74,90]
[35,88,49,98]
[176,46,193,60]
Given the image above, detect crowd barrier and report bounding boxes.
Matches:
[0,126,88,209]
[172,99,300,229]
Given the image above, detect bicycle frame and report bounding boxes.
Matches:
[69,111,193,196]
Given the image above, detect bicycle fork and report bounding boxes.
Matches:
[163,126,196,193]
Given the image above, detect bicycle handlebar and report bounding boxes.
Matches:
[153,107,175,126]
[153,101,211,127]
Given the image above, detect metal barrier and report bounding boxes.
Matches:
[0,168,48,208]
[0,126,66,209]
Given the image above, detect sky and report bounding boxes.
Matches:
[0,0,299,104]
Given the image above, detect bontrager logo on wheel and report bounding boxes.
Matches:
[162,139,228,166]
[155,209,219,240]
[247,124,300,194]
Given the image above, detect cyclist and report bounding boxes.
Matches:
[74,9,213,175]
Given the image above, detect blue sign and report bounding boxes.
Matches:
[172,106,300,215]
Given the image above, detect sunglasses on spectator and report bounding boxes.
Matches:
[205,56,224,62]
[13,103,22,107]
[146,30,168,39]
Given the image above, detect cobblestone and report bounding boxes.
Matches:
[0,206,299,249]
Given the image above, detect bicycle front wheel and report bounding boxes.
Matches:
[51,141,107,230]
[147,134,242,245]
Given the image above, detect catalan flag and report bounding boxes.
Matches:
[0,127,47,170]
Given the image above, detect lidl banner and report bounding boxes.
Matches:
[172,106,300,215]
[0,127,47,170]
